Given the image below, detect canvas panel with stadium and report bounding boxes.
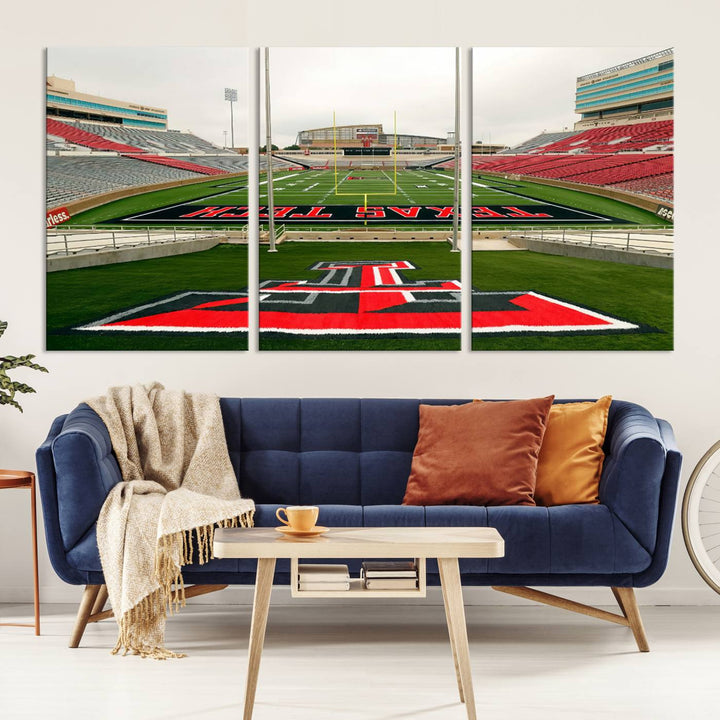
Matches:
[256,47,462,350]
[45,46,673,352]
[45,48,251,351]
[471,47,673,350]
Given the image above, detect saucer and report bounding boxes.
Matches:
[275,525,329,538]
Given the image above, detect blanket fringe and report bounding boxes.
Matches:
[154,509,255,617]
[113,589,186,660]
[114,510,254,659]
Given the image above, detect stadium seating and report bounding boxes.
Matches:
[501,131,579,154]
[73,122,222,154]
[471,152,673,201]
[46,118,143,154]
[529,121,673,154]
[47,119,227,176]
[465,120,673,201]
[558,155,673,185]
[46,156,203,208]
[610,175,674,202]
[126,153,226,175]
[171,155,249,173]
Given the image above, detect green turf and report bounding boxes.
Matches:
[63,175,249,227]
[259,241,461,351]
[62,168,668,230]
[472,251,673,350]
[45,236,672,351]
[46,245,248,351]
[268,168,456,206]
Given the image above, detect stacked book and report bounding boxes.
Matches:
[297,563,350,591]
[361,560,418,590]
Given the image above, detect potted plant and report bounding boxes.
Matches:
[0,320,48,412]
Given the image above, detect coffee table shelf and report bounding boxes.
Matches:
[290,556,427,598]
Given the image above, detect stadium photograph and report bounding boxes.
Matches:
[45,45,672,352]
[46,47,251,351]
[471,47,673,351]
[258,46,461,351]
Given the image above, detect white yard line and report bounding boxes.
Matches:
[382,170,416,204]
[258,173,298,199]
[318,171,351,203]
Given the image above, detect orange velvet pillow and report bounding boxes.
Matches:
[402,396,554,507]
[533,396,612,506]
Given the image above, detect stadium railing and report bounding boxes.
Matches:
[46,226,237,257]
[515,227,673,256]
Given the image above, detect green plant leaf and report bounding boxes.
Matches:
[0,320,47,412]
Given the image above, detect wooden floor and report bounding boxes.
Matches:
[1,601,718,719]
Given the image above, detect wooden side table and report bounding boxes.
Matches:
[0,470,40,635]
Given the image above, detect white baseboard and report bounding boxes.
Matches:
[3,584,720,607]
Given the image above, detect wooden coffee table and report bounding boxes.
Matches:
[214,526,504,720]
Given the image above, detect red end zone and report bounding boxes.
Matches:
[75,261,641,337]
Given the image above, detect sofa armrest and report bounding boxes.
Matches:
[599,401,670,556]
[37,413,90,584]
[630,418,682,587]
[46,404,122,555]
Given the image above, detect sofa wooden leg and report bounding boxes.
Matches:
[491,585,650,652]
[69,584,101,648]
[90,585,108,616]
[612,587,650,652]
[181,583,229,601]
[81,584,230,630]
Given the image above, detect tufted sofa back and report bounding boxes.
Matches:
[220,398,467,505]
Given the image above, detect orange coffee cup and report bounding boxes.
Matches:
[276,505,319,531]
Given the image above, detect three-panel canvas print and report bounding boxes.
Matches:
[45,46,673,351]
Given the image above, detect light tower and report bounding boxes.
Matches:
[224,87,237,150]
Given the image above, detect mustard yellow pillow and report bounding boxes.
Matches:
[533,396,612,506]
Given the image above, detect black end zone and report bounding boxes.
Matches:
[103,203,622,225]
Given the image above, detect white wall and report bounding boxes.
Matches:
[2,0,719,607]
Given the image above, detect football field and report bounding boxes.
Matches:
[71,167,664,228]
[267,167,454,205]
[46,236,672,351]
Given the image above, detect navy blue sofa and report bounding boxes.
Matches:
[36,398,681,650]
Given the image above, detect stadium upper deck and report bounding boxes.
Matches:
[47,76,168,130]
[575,49,673,129]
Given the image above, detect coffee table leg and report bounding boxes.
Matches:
[438,560,465,703]
[438,558,476,720]
[244,557,276,720]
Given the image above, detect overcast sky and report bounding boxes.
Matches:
[47,47,249,148]
[473,47,666,147]
[266,47,455,146]
[48,46,667,149]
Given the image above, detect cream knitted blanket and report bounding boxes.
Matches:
[88,383,254,659]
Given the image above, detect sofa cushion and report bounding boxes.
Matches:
[234,398,469,506]
[363,504,425,526]
[64,502,651,580]
[535,396,612,506]
[425,504,650,575]
[403,397,554,507]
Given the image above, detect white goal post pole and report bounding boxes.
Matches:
[333,111,338,192]
[451,46,460,252]
[264,47,277,252]
[394,110,398,194]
